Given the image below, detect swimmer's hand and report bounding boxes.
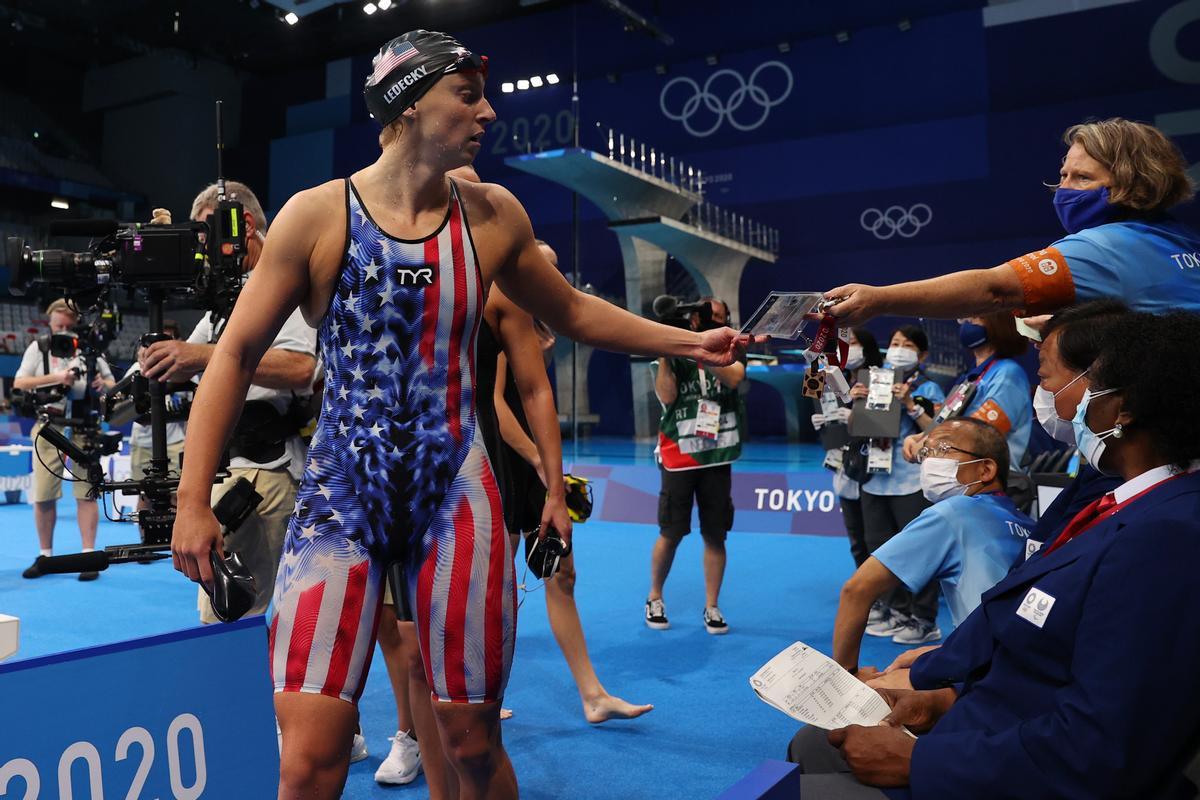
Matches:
[690,327,763,367]
[172,501,225,588]
[540,490,573,548]
[823,284,885,327]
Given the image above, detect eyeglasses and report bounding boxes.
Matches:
[916,441,987,464]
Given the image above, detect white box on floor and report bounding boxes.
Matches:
[0,614,19,661]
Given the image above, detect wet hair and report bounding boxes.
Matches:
[892,324,929,353]
[1041,299,1131,372]
[979,312,1027,359]
[944,416,1010,488]
[1092,310,1200,471]
[852,326,884,367]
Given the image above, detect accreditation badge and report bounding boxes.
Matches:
[695,399,721,439]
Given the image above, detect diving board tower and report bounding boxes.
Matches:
[505,141,779,439]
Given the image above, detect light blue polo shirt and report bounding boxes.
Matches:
[873,492,1032,626]
[1008,218,1200,314]
[961,358,1031,468]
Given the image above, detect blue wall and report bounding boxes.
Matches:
[269,0,1200,436]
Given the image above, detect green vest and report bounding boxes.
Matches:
[657,358,744,471]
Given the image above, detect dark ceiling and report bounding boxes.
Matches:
[0,0,573,78]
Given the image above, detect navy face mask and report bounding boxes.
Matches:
[959,321,988,349]
[1053,186,1115,234]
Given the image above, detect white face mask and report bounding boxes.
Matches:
[920,456,985,503]
[885,346,919,370]
[1033,371,1086,445]
[844,345,865,370]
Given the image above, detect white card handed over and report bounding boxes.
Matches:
[750,641,893,729]
[740,292,827,340]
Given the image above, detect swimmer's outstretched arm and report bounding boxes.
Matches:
[488,187,749,367]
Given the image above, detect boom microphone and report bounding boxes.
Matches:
[47,219,120,238]
[36,550,110,575]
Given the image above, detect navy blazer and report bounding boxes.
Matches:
[910,466,1123,691]
[899,469,1200,799]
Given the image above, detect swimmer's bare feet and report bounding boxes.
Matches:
[500,708,513,721]
[583,694,654,724]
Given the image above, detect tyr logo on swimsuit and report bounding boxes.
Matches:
[397,266,436,286]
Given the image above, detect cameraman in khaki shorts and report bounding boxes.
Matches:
[16,298,116,581]
[141,182,316,622]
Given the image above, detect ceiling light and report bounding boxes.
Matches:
[705,54,719,66]
[378,0,392,8]
[654,63,667,75]
[530,75,544,88]
[501,82,514,93]
[898,18,912,31]
[546,73,560,85]
[777,41,790,53]
[835,30,850,44]
[283,11,298,24]
[517,79,530,90]
[51,199,69,210]
[363,3,377,14]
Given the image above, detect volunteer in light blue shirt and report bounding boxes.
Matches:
[853,325,945,644]
[831,417,1030,674]
[923,312,1032,467]
[825,117,1200,325]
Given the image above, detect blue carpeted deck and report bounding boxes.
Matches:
[0,441,949,799]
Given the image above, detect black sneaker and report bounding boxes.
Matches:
[22,556,46,579]
[703,606,729,635]
[645,598,669,630]
[78,570,99,582]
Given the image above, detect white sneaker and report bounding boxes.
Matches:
[350,732,369,764]
[892,618,942,645]
[865,611,910,637]
[867,601,888,625]
[375,730,422,785]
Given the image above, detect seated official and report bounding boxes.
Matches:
[831,418,1032,676]
[874,299,1132,689]
[790,310,1200,799]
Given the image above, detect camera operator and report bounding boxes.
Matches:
[141,182,316,622]
[16,298,116,581]
[646,297,746,634]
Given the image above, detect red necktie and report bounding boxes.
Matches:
[1044,493,1117,555]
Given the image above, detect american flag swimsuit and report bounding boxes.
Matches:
[268,178,515,704]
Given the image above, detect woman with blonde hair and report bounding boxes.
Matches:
[827,117,1200,324]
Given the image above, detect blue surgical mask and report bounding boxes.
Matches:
[1053,186,1115,235]
[959,322,988,349]
[1071,387,1121,472]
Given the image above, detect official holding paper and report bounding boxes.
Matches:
[790,311,1200,799]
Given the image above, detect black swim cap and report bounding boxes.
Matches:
[364,30,488,128]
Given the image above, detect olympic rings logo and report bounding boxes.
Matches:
[859,204,933,240]
[659,61,794,138]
